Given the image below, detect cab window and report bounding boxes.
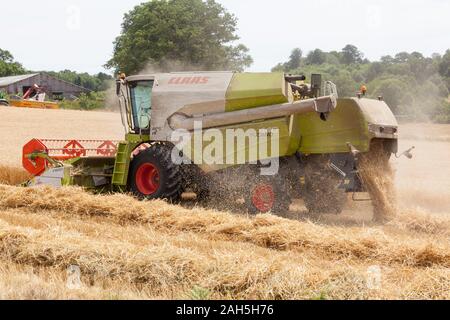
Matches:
[129,80,154,131]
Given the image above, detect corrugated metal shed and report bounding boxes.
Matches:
[0,72,90,100]
[0,74,39,87]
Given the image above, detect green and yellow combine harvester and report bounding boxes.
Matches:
[22,72,403,216]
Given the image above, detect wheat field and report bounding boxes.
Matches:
[0,106,449,300]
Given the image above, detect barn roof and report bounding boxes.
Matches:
[0,74,39,87]
[0,72,91,92]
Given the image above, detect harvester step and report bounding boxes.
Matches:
[112,142,133,186]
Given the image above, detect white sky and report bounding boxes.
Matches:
[1,0,449,74]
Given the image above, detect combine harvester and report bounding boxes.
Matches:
[4,84,59,109]
[21,72,406,217]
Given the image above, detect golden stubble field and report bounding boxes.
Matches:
[0,106,448,300]
[0,107,124,166]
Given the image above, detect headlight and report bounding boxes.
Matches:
[368,124,398,136]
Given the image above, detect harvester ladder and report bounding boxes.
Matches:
[112,142,132,186]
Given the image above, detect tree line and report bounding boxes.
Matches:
[273,46,450,123]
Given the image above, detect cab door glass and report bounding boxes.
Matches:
[130,80,154,131]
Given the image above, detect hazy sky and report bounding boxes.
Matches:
[1,0,449,74]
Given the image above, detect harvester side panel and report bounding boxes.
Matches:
[181,117,293,173]
[357,98,398,126]
[296,98,372,154]
[295,98,398,155]
[225,72,290,112]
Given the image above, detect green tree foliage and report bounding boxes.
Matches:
[433,99,450,123]
[0,49,14,62]
[273,45,450,122]
[271,48,302,72]
[439,50,450,91]
[59,92,105,110]
[0,48,26,77]
[305,49,326,65]
[395,52,410,63]
[286,48,302,70]
[341,44,364,65]
[45,70,113,91]
[439,50,450,77]
[106,0,253,74]
[371,78,407,113]
[380,55,395,64]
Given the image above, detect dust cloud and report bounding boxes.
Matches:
[139,59,215,75]
[394,123,450,215]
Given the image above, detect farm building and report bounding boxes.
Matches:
[0,73,90,100]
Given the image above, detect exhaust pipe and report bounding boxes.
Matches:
[169,95,337,131]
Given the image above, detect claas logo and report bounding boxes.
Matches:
[168,76,210,85]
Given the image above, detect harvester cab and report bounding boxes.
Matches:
[116,74,155,135]
[22,71,400,220]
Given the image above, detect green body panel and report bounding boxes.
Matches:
[356,98,398,127]
[63,157,116,189]
[61,165,73,186]
[179,117,292,173]
[225,73,289,112]
[112,142,133,186]
[125,133,151,144]
[296,98,380,154]
[112,134,151,186]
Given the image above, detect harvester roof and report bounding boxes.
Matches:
[125,75,155,82]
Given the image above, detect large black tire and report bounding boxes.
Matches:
[0,99,9,106]
[302,155,347,215]
[128,144,182,202]
[245,173,291,215]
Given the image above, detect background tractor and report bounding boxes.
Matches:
[0,84,59,109]
[1,84,59,109]
[22,72,399,219]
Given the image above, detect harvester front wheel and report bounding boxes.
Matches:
[245,175,291,215]
[129,144,182,202]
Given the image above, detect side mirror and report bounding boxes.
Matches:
[397,146,415,159]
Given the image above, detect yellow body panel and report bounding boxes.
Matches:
[225,73,290,112]
[10,99,59,110]
[181,117,292,173]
